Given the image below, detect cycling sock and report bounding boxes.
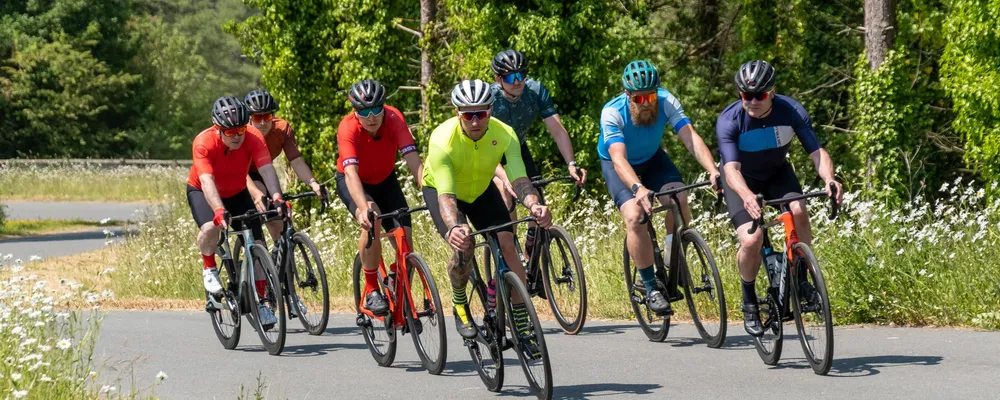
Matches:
[639,266,658,294]
[202,254,216,269]
[364,269,380,293]
[741,278,757,305]
[255,279,267,299]
[512,303,530,336]
[452,285,468,306]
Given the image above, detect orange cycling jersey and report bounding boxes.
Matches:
[187,126,272,198]
[249,117,302,172]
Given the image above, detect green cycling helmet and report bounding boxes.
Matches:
[621,60,660,92]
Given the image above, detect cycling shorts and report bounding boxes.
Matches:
[186,185,264,241]
[601,148,683,209]
[335,171,410,232]
[721,162,803,228]
[423,181,513,239]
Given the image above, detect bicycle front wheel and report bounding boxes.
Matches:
[540,225,587,335]
[290,232,329,335]
[470,242,504,392]
[405,253,447,375]
[352,253,397,367]
[502,270,552,400]
[248,244,286,356]
[752,265,783,365]
[679,229,727,348]
[791,243,834,375]
[208,259,241,349]
[623,238,670,342]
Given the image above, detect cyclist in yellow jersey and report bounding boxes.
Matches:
[422,79,552,342]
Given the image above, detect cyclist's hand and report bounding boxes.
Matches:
[356,203,374,231]
[249,188,266,213]
[530,203,552,228]
[212,208,228,229]
[569,165,587,186]
[710,173,722,192]
[741,192,762,220]
[635,186,653,215]
[825,180,844,204]
[310,180,323,198]
[447,224,472,252]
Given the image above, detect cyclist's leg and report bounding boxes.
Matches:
[601,158,657,287]
[766,164,809,245]
[187,186,226,293]
[336,173,387,313]
[369,171,411,250]
[465,182,522,296]
[642,149,686,235]
[721,169,766,334]
[424,186,478,337]
[249,171,281,242]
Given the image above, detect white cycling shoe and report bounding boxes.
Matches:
[203,268,223,295]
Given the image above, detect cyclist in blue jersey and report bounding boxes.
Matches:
[717,60,843,337]
[599,60,721,315]
[489,49,586,262]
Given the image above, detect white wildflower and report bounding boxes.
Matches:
[156,371,169,381]
[11,372,22,381]
[29,255,41,262]
[12,389,28,399]
[56,338,72,350]
[100,217,112,225]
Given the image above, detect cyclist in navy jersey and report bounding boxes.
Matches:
[716,60,844,337]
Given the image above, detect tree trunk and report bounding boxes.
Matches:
[864,0,896,70]
[419,0,437,125]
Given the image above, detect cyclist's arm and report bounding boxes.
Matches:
[249,135,282,201]
[342,164,370,213]
[501,131,539,207]
[402,151,423,188]
[542,114,577,165]
[198,175,225,211]
[790,100,835,184]
[246,175,264,201]
[392,115,422,188]
[608,143,641,190]
[281,127,318,187]
[722,162,754,199]
[809,148,836,184]
[716,116,754,199]
[427,147,464,230]
[676,125,720,176]
[493,164,510,183]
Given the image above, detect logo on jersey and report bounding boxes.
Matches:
[492,140,497,146]
[400,144,417,154]
[342,158,359,167]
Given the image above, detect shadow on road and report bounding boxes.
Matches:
[323,326,361,336]
[564,324,631,336]
[554,382,663,399]
[769,354,944,377]
[239,341,368,357]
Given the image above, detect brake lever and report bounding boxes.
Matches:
[747,194,765,234]
[636,191,655,225]
[365,209,376,249]
[828,182,840,220]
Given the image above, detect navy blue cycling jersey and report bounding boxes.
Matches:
[716,94,821,180]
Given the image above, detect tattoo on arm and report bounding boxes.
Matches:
[440,194,460,229]
[514,179,539,207]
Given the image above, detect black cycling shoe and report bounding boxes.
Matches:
[518,332,542,360]
[365,291,390,317]
[453,304,479,339]
[646,290,674,316]
[742,302,765,337]
[402,318,423,335]
[798,280,818,302]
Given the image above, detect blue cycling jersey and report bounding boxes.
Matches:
[597,88,691,165]
[490,79,559,144]
[715,94,822,180]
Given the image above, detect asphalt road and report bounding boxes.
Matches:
[92,311,998,400]
[0,201,152,261]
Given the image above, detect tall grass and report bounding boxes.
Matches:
[106,167,1000,329]
[0,165,186,202]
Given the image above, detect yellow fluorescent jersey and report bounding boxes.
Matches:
[422,116,527,203]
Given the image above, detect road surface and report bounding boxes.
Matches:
[0,201,152,261]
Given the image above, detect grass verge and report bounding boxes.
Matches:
[0,219,117,238]
[0,165,186,202]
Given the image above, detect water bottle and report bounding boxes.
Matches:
[762,248,785,288]
[524,227,537,259]
[661,234,674,264]
[487,279,497,310]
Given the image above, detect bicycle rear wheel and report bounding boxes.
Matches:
[352,253,396,366]
[209,258,241,349]
[470,243,504,392]
[405,253,447,375]
[679,229,727,348]
[289,232,329,335]
[622,238,670,342]
[540,225,587,335]
[791,243,834,375]
[248,244,286,356]
[752,269,783,365]
[503,271,553,400]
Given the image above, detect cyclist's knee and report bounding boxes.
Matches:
[788,199,807,216]
[199,222,220,236]
[737,227,763,250]
[621,202,644,229]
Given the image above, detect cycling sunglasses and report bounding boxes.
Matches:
[251,113,273,123]
[630,92,657,104]
[219,125,247,137]
[740,91,771,102]
[501,72,526,85]
[459,110,490,121]
[356,106,384,119]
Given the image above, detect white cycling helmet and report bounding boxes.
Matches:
[450,79,494,108]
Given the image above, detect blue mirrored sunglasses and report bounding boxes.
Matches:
[356,106,384,118]
[502,72,525,85]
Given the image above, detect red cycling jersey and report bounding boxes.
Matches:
[249,117,302,172]
[187,126,272,198]
[336,105,417,184]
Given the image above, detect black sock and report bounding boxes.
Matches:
[741,279,757,305]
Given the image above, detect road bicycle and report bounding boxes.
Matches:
[352,206,447,375]
[747,182,840,375]
[623,180,727,346]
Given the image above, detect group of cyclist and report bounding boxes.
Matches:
[186,48,844,347]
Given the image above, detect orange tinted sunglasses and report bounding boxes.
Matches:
[218,125,247,137]
[251,113,273,123]
[630,92,657,104]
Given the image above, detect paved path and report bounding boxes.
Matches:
[0,201,152,261]
[4,201,153,222]
[93,311,998,400]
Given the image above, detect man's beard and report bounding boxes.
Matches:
[629,101,657,126]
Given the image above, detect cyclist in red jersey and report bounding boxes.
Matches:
[243,89,328,241]
[335,79,424,315]
[186,96,287,326]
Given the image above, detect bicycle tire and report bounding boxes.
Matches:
[503,270,553,400]
[622,238,670,342]
[470,242,504,392]
[248,244,286,356]
[209,258,241,349]
[289,232,330,335]
[679,229,727,348]
[752,272,783,365]
[352,253,397,366]
[404,253,447,375]
[540,225,588,335]
[791,243,834,375]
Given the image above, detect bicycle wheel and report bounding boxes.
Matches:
[503,271,553,400]
[208,258,241,349]
[752,269,783,365]
[679,229,727,348]
[248,244,286,356]
[352,253,397,366]
[791,243,834,375]
[404,253,447,375]
[540,225,587,335]
[470,243,504,392]
[289,232,329,335]
[622,238,670,342]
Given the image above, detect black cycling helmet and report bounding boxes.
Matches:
[348,79,387,110]
[211,96,250,129]
[491,49,527,76]
[244,89,278,114]
[734,60,776,93]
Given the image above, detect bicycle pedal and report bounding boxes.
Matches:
[355,314,371,327]
[654,308,675,317]
[667,292,685,302]
[204,301,217,313]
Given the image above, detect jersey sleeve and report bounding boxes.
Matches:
[425,142,455,195]
[600,107,626,146]
[716,112,740,165]
[660,90,691,134]
[337,121,359,169]
[391,112,418,156]
[248,133,273,169]
[192,138,213,177]
[535,81,558,119]
[791,100,822,154]
[281,125,302,161]
[501,129,528,182]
